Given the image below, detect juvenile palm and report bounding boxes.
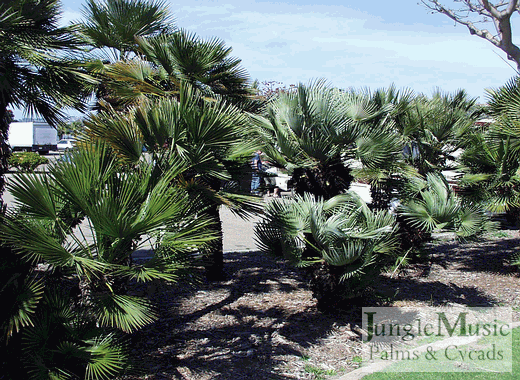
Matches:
[401,89,480,175]
[1,142,213,378]
[457,78,520,219]
[255,192,398,310]
[458,128,520,215]
[397,173,495,255]
[351,85,415,210]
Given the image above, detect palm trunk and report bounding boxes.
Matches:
[370,177,395,211]
[203,177,224,281]
[290,157,357,310]
[204,202,224,281]
[292,158,353,199]
[0,103,10,209]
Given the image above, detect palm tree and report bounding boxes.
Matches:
[84,83,261,280]
[79,0,176,113]
[255,192,398,310]
[253,81,402,199]
[89,29,260,113]
[397,173,495,254]
[0,5,93,373]
[0,142,213,378]
[135,30,259,109]
[80,0,260,278]
[457,78,520,221]
[400,89,481,176]
[351,85,415,210]
[80,0,259,111]
[0,0,92,207]
[80,0,174,62]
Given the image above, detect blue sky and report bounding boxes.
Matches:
[58,0,520,103]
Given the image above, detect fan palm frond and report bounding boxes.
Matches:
[3,276,44,339]
[255,193,398,287]
[92,293,156,333]
[84,334,127,380]
[398,173,494,237]
[80,0,174,61]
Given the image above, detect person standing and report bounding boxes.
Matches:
[251,150,263,194]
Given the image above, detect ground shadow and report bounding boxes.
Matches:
[374,276,497,307]
[124,251,362,380]
[123,234,520,379]
[426,235,520,276]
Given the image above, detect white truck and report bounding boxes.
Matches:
[8,121,58,154]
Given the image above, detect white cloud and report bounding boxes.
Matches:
[60,9,82,26]
[56,0,517,101]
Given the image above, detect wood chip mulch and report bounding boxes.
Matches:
[120,231,520,380]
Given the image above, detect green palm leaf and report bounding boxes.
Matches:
[80,0,174,61]
[84,334,127,380]
[4,276,44,339]
[93,293,156,333]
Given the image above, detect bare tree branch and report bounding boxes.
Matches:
[422,0,520,69]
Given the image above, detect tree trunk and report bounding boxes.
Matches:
[204,202,224,281]
[201,176,225,281]
[370,176,398,211]
[292,157,353,200]
[0,103,10,208]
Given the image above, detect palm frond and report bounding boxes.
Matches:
[4,276,44,339]
[84,334,127,380]
[92,293,156,333]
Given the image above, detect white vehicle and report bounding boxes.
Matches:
[57,139,76,150]
[265,167,292,191]
[8,121,58,154]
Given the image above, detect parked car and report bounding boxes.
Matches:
[57,139,75,150]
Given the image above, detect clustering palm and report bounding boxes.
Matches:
[255,192,398,310]
[137,30,257,108]
[79,0,261,280]
[401,89,480,175]
[85,83,260,280]
[363,89,485,254]
[397,173,495,255]
[79,0,175,112]
[0,0,92,206]
[253,81,402,199]
[457,78,520,221]
[350,85,415,210]
[0,143,213,379]
[92,29,259,111]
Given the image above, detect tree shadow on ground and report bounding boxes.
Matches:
[426,235,520,276]
[124,251,364,380]
[374,276,496,307]
[371,234,520,309]
[122,234,520,379]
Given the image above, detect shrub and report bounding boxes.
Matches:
[8,152,48,172]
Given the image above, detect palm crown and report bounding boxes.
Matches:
[80,0,174,62]
[0,0,93,206]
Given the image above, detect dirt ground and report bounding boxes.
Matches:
[120,230,520,380]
